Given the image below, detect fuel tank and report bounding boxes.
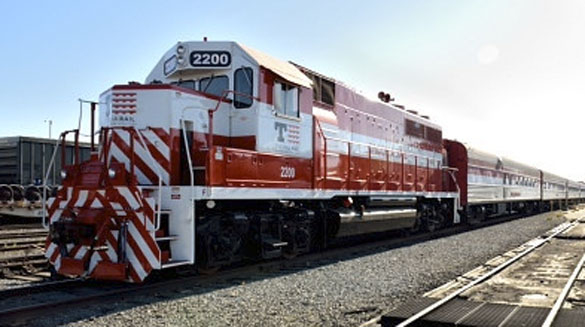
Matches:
[331,197,418,237]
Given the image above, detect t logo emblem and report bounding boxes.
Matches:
[275,122,287,142]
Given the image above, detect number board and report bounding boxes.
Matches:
[189,51,231,68]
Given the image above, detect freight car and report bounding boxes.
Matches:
[43,40,584,282]
[0,136,90,218]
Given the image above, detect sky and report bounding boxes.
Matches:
[0,1,584,180]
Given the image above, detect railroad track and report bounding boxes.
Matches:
[0,210,551,326]
[0,225,47,277]
[0,223,43,230]
[0,230,46,239]
[377,213,585,327]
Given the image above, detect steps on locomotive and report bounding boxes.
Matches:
[161,259,192,269]
[155,235,179,241]
[153,208,173,265]
[262,237,289,259]
[140,186,194,269]
[152,206,192,269]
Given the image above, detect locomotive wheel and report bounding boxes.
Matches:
[425,215,443,233]
[419,203,442,233]
[282,250,298,260]
[425,220,438,233]
[409,217,422,234]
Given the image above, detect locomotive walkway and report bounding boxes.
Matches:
[381,208,585,327]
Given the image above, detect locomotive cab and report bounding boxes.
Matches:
[100,41,316,187]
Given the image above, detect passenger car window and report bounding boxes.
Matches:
[234,67,253,108]
[199,75,229,97]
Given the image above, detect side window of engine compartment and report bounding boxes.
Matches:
[234,67,253,108]
[274,81,299,117]
[306,71,335,107]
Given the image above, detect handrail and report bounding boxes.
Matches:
[443,166,461,210]
[180,107,204,265]
[42,135,63,229]
[206,90,259,185]
[313,117,327,188]
[42,129,80,229]
[317,132,436,162]
[178,90,258,265]
[180,119,195,200]
[314,118,440,191]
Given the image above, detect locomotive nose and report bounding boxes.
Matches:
[50,216,96,246]
[50,208,105,277]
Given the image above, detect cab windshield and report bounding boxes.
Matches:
[172,74,229,98]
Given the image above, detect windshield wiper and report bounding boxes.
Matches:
[202,74,215,94]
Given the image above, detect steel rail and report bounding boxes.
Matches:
[0,219,473,326]
[0,232,46,239]
[0,233,45,244]
[0,240,44,247]
[0,211,549,326]
[541,250,585,327]
[0,278,84,298]
[395,218,583,327]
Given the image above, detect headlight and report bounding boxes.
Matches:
[60,170,67,179]
[108,169,116,179]
[176,44,186,55]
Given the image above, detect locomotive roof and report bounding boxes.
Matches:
[465,143,575,181]
[238,43,312,88]
[146,41,312,89]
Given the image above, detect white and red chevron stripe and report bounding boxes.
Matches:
[108,128,171,185]
[45,185,161,282]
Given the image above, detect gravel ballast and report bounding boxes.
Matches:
[26,211,572,327]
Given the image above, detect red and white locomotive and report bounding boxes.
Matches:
[44,40,583,282]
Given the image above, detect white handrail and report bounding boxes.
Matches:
[180,119,195,193]
[42,138,62,229]
[180,106,201,212]
[181,108,202,265]
[318,132,438,162]
[133,127,163,231]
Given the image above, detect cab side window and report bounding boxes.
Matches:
[234,67,253,108]
[274,81,299,117]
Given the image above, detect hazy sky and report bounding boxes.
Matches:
[0,1,584,180]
